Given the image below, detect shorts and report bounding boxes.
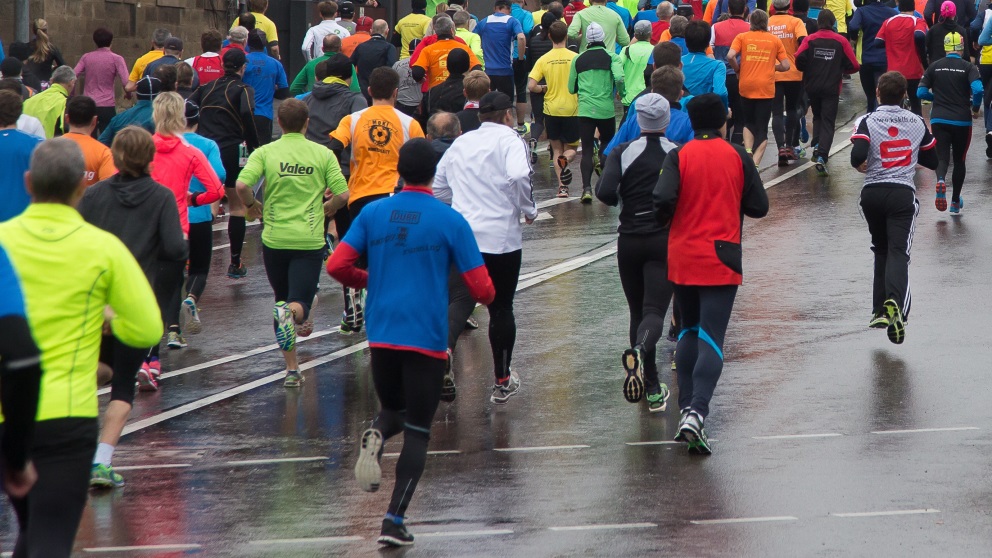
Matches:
[261,246,323,320]
[740,97,773,146]
[513,60,529,103]
[219,144,240,189]
[488,73,515,103]
[544,115,580,144]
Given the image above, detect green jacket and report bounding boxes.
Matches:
[22,83,69,138]
[568,45,624,119]
[567,5,630,53]
[289,53,361,96]
[619,41,653,106]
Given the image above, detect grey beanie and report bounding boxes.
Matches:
[636,93,671,133]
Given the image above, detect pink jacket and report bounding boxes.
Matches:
[151,133,224,233]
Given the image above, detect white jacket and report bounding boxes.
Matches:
[301,20,351,60]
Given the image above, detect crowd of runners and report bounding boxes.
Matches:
[0,0,987,551]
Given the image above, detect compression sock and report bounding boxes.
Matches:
[229,216,246,266]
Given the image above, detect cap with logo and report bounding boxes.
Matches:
[943,31,964,52]
[223,48,248,69]
[356,16,374,32]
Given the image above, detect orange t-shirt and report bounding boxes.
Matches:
[65,132,117,187]
[342,33,372,58]
[768,15,808,82]
[412,39,482,89]
[730,30,788,99]
[330,105,425,203]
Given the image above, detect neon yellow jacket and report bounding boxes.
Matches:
[21,83,69,139]
[0,204,162,422]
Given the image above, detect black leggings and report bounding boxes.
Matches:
[906,78,922,116]
[772,81,804,149]
[220,144,246,265]
[149,258,187,359]
[932,123,971,203]
[369,348,445,518]
[579,117,616,190]
[617,232,674,390]
[727,73,744,145]
[262,246,322,322]
[530,91,546,141]
[860,64,886,112]
[186,221,213,301]
[673,284,738,418]
[741,97,773,148]
[447,250,521,381]
[99,335,147,405]
[9,419,97,558]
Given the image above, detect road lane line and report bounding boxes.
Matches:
[416,529,515,538]
[762,124,856,189]
[549,523,656,532]
[752,433,843,440]
[382,450,461,458]
[82,544,202,553]
[225,456,328,466]
[494,445,590,452]
[690,516,798,525]
[112,463,192,471]
[626,439,718,445]
[870,427,979,435]
[830,509,939,518]
[248,536,363,545]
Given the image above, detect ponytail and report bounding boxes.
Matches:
[29,19,53,64]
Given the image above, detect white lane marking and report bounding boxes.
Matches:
[494,445,590,452]
[248,536,363,545]
[830,509,939,518]
[763,125,856,189]
[382,450,461,458]
[212,243,230,251]
[519,212,554,223]
[82,544,202,553]
[113,463,192,471]
[690,516,798,525]
[516,245,617,291]
[549,523,657,532]
[416,529,515,538]
[752,433,843,440]
[225,456,327,466]
[626,440,679,446]
[536,196,579,209]
[870,427,979,435]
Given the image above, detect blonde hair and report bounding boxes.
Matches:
[463,70,490,101]
[111,126,157,177]
[30,19,53,64]
[153,92,187,136]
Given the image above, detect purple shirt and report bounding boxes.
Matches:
[74,48,129,107]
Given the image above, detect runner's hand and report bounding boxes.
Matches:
[4,462,37,499]
[857,162,867,174]
[247,200,263,221]
[524,216,536,224]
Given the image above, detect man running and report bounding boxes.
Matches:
[434,91,538,404]
[302,1,351,61]
[769,0,808,165]
[710,0,750,144]
[875,0,929,115]
[917,31,982,215]
[327,138,494,547]
[529,21,579,197]
[852,72,938,343]
[63,96,117,187]
[237,99,349,386]
[477,0,529,130]
[653,93,768,454]
[0,91,43,223]
[567,0,630,52]
[244,30,289,145]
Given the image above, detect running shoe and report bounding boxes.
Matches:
[465,317,480,330]
[557,184,569,198]
[557,155,572,185]
[674,407,691,442]
[340,288,365,334]
[986,132,992,159]
[90,463,125,489]
[950,197,963,215]
[378,518,414,547]
[167,331,187,349]
[355,428,383,492]
[147,357,161,379]
[274,301,297,352]
[777,147,791,167]
[227,263,247,279]
[490,370,521,404]
[815,156,828,177]
[869,311,889,329]
[794,145,806,159]
[136,361,159,392]
[515,124,528,136]
[181,296,202,334]
[283,369,303,388]
[441,349,456,403]
[646,384,670,413]
[679,410,712,454]
[621,347,645,403]
[528,137,538,165]
[297,295,317,337]
[883,298,905,345]
[580,189,593,204]
[935,180,947,212]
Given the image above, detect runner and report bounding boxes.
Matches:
[595,93,677,412]
[0,137,162,557]
[476,0,529,130]
[434,91,538,404]
[682,21,728,106]
[768,0,808,165]
[0,91,43,223]
[621,21,656,118]
[926,2,971,64]
[327,138,494,546]
[77,126,187,488]
[710,0,750,144]
[233,0,281,60]
[526,11,560,160]
[187,30,226,85]
[568,23,624,203]
[851,72,937,342]
[458,69,491,132]
[244,30,289,145]
[917,32,982,214]
[653,93,767,453]
[849,0,897,113]
[726,10,790,165]
[567,0,630,53]
[393,0,431,58]
[302,1,352,62]
[237,99,349,386]
[352,20,399,104]
[875,0,929,115]
[795,8,859,176]
[62,96,117,187]
[125,28,169,93]
[528,20,579,197]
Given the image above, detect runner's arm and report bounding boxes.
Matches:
[451,218,496,304]
[158,195,189,262]
[739,148,768,218]
[188,150,225,207]
[106,243,164,348]
[652,148,682,225]
[327,213,369,288]
[917,120,938,169]
[595,147,623,206]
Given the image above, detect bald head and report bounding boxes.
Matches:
[426,111,461,140]
[323,34,342,53]
[372,19,389,35]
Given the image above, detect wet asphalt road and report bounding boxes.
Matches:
[4,83,992,556]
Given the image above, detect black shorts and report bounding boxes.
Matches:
[544,115,580,143]
[489,73,516,103]
[254,115,273,145]
[740,97,774,145]
[261,246,323,320]
[219,144,240,189]
[513,60,528,103]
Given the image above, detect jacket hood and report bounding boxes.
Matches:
[104,174,163,208]
[312,80,354,100]
[153,133,183,154]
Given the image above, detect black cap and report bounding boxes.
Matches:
[479,91,513,113]
[409,38,422,53]
[339,1,355,17]
[223,48,247,70]
[446,48,470,75]
[136,76,162,100]
[323,53,353,80]
[686,93,727,131]
[412,0,428,10]
[184,99,200,126]
[164,37,183,52]
[0,57,23,78]
[398,138,438,186]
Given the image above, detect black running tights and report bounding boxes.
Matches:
[579,117,616,191]
[186,221,213,301]
[369,348,445,518]
[149,258,187,359]
[617,232,674,390]
[932,123,971,203]
[673,285,738,418]
[772,81,804,149]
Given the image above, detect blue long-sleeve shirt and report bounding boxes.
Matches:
[979,11,992,46]
[603,95,694,156]
[713,0,757,22]
[681,52,728,108]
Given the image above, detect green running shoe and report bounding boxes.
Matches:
[646,384,670,413]
[90,463,125,489]
[869,311,889,329]
[274,302,297,352]
[679,410,712,455]
[883,299,905,345]
[284,370,303,387]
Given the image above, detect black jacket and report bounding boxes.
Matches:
[351,35,399,98]
[926,21,971,64]
[596,133,679,235]
[304,80,367,176]
[428,73,467,115]
[456,108,480,133]
[795,29,860,97]
[77,174,188,282]
[189,72,259,150]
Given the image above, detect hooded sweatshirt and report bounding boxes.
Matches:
[77,173,188,281]
[304,79,368,175]
[926,20,972,63]
[151,134,225,233]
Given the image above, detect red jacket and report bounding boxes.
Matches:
[564,1,586,25]
[653,133,768,286]
[151,133,224,234]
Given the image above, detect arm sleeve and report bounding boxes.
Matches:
[107,242,164,348]
[323,152,349,195]
[461,265,496,304]
[326,241,369,288]
[595,148,623,206]
[568,58,578,94]
[795,41,809,71]
[568,15,581,39]
[714,62,728,108]
[739,149,768,218]
[116,56,130,86]
[617,17,631,46]
[239,86,260,149]
[653,148,681,225]
[158,197,188,262]
[190,150,224,205]
[433,155,453,204]
[289,66,309,96]
[850,116,871,168]
[73,56,85,77]
[918,126,939,169]
[302,29,316,61]
[842,37,861,71]
[506,138,538,219]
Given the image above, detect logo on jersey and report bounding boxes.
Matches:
[389,210,421,224]
[368,120,393,147]
[278,162,315,177]
[880,138,913,168]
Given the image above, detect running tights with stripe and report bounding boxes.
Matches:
[932,123,971,203]
[673,285,738,418]
[860,185,917,317]
[617,232,673,390]
[369,348,445,518]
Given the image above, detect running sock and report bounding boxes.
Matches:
[94,442,115,466]
[387,428,430,517]
[229,216,247,266]
[384,513,404,525]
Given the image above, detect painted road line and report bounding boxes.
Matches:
[113,463,192,471]
[382,450,461,458]
[870,427,979,435]
[763,124,857,189]
[225,456,328,466]
[494,445,590,453]
[82,544,202,553]
[831,509,939,518]
[536,196,579,210]
[690,516,798,525]
[416,529,515,538]
[519,212,553,223]
[212,243,231,251]
[248,536,364,545]
[549,523,657,532]
[752,433,843,440]
[626,440,717,446]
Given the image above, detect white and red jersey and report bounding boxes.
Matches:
[189,53,224,85]
[851,105,936,190]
